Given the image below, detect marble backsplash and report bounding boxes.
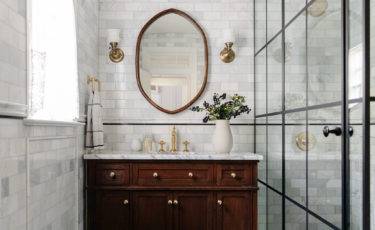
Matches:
[103,124,254,153]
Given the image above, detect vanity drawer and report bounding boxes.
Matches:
[95,163,130,186]
[133,163,214,186]
[216,163,255,186]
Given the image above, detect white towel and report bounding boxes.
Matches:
[85,82,104,150]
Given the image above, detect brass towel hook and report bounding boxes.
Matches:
[87,76,100,91]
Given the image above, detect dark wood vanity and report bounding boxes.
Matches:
[85,159,259,230]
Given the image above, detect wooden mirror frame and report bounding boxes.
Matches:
[135,8,209,114]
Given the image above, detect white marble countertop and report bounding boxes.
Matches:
[83,151,263,161]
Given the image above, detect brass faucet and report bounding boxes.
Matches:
[170,126,177,153]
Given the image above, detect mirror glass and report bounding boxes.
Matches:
[137,9,208,114]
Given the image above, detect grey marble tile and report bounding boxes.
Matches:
[17,157,26,173]
[69,159,75,172]
[17,0,26,17]
[29,169,40,186]
[1,177,9,198]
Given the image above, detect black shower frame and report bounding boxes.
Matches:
[253,0,371,229]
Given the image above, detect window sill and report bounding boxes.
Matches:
[23,119,85,127]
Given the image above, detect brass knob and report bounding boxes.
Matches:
[173,200,179,205]
[109,171,116,178]
[123,199,129,205]
[188,172,194,178]
[230,172,237,179]
[217,200,223,206]
[153,172,158,178]
[168,200,173,205]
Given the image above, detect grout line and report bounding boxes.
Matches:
[26,137,30,230]
[27,135,77,141]
[75,127,79,230]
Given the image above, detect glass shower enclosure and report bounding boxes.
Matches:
[254,0,374,229]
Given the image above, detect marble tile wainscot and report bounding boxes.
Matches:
[0,119,86,230]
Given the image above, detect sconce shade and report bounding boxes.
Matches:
[220,29,236,63]
[222,29,235,43]
[107,29,121,43]
[107,29,124,63]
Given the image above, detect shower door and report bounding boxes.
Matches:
[307,1,346,228]
[254,0,372,229]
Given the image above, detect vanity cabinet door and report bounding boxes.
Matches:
[173,192,213,230]
[133,191,173,230]
[215,192,254,230]
[95,191,130,230]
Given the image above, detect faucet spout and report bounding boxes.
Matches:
[170,126,177,153]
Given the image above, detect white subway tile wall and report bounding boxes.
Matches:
[98,0,255,153]
[76,0,99,120]
[76,1,99,228]
[27,126,77,230]
[0,0,27,105]
[0,119,86,230]
[103,124,253,153]
[0,119,27,230]
[0,0,28,228]
[372,0,375,97]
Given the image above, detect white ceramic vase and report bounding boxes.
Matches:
[212,120,233,154]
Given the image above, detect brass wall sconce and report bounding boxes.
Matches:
[220,29,236,63]
[107,29,124,63]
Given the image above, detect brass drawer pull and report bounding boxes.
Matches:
[217,200,223,206]
[109,171,116,179]
[173,200,179,206]
[188,172,194,178]
[153,172,158,178]
[230,172,237,179]
[123,199,129,205]
[168,200,173,205]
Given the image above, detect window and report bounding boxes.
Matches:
[29,0,78,121]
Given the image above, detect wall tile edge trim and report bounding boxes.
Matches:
[24,119,86,127]
[0,100,28,118]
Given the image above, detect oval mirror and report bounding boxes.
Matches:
[136,9,208,114]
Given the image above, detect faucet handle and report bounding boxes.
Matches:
[159,140,166,152]
[183,140,190,152]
